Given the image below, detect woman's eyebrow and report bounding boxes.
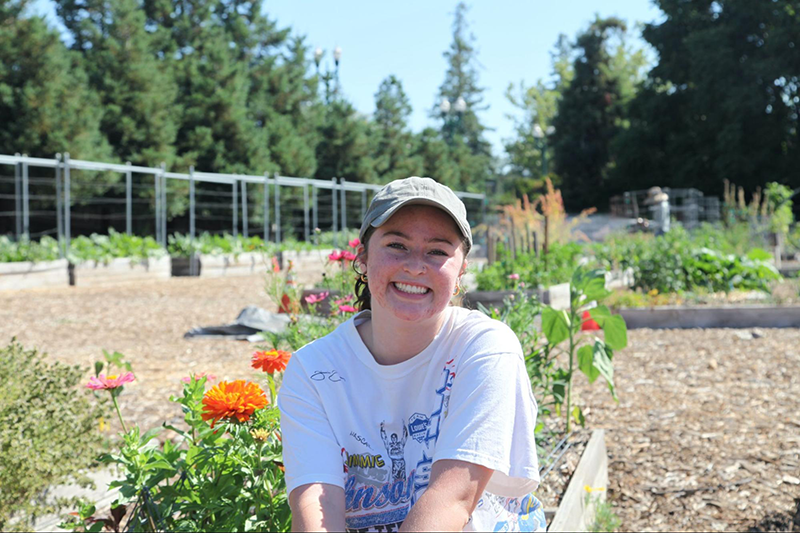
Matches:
[382,230,454,245]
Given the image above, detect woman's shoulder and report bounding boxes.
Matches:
[449,306,522,356]
[287,317,357,369]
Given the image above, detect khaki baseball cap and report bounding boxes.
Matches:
[359,176,472,248]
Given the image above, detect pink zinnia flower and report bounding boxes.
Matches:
[508,273,520,280]
[304,291,330,304]
[181,372,217,384]
[86,372,135,390]
[328,251,343,262]
[349,238,360,248]
[340,251,356,262]
[338,305,357,313]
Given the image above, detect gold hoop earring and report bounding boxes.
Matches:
[453,284,460,296]
[361,274,368,283]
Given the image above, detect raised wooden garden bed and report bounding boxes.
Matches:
[196,252,268,278]
[69,257,171,287]
[619,304,800,329]
[0,259,69,291]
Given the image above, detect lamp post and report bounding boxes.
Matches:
[333,46,342,95]
[440,96,467,143]
[532,124,555,176]
[315,47,342,103]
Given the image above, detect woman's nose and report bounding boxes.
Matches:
[402,251,427,275]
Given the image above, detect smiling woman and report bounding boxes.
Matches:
[277,177,547,532]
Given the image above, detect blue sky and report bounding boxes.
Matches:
[31,0,664,158]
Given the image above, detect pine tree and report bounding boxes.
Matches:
[371,75,423,183]
[54,0,178,167]
[551,17,628,210]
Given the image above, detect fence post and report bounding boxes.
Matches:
[263,172,270,242]
[64,153,71,254]
[340,178,347,239]
[241,180,248,238]
[274,173,281,244]
[125,162,132,234]
[361,189,367,220]
[21,155,29,239]
[331,178,338,248]
[13,153,21,240]
[189,166,196,276]
[55,154,63,258]
[232,179,238,237]
[154,166,161,243]
[312,184,318,244]
[303,182,310,242]
[160,162,167,247]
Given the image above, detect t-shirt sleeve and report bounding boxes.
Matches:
[277,353,345,495]
[433,326,540,497]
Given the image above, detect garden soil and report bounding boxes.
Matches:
[2,274,799,532]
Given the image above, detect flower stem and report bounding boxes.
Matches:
[111,393,128,433]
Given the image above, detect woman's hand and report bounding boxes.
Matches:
[400,459,493,532]
[289,483,346,532]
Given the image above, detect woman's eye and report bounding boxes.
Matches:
[430,249,448,256]
[388,242,406,250]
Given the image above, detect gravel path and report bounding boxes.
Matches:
[2,276,799,531]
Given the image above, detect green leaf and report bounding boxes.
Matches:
[571,405,586,427]
[94,361,104,377]
[588,305,612,326]
[591,340,618,401]
[542,307,570,346]
[583,276,611,303]
[746,247,772,261]
[602,314,628,350]
[577,344,600,383]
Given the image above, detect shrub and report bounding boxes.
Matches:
[475,241,584,291]
[68,229,166,265]
[0,340,105,531]
[0,235,61,263]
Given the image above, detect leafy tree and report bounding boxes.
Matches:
[612,0,800,198]
[411,128,460,188]
[370,75,423,182]
[314,98,376,183]
[551,16,628,210]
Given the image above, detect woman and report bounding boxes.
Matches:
[278,177,546,532]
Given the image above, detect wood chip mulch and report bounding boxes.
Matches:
[2,275,799,531]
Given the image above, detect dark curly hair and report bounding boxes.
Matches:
[352,226,471,312]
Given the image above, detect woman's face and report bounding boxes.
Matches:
[360,204,467,324]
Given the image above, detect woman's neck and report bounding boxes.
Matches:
[357,307,448,366]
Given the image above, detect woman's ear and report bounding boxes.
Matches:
[356,244,367,274]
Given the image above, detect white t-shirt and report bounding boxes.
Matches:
[277,306,546,532]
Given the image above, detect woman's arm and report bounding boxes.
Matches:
[289,483,346,532]
[399,459,493,532]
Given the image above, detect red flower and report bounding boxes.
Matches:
[328,251,343,262]
[271,256,280,273]
[581,310,601,331]
[340,251,357,262]
[348,238,360,248]
[278,293,293,314]
[252,349,292,374]
[338,305,357,313]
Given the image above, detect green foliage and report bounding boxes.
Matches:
[62,376,290,532]
[587,494,622,533]
[539,267,626,432]
[593,225,780,294]
[764,182,794,236]
[371,76,424,183]
[167,232,275,259]
[0,340,105,531]
[475,242,584,291]
[68,229,166,265]
[0,235,60,262]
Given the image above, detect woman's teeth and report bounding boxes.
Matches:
[394,282,429,295]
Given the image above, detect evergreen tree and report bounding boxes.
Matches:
[314,98,376,183]
[54,0,178,167]
[551,17,628,210]
[433,2,493,190]
[411,128,460,189]
[371,75,423,183]
[0,6,112,163]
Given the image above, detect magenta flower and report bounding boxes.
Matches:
[340,251,357,262]
[349,238,360,248]
[328,251,343,262]
[86,372,135,391]
[338,305,357,313]
[508,273,520,280]
[181,371,217,384]
[304,291,330,304]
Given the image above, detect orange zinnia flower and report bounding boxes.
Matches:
[201,380,268,427]
[252,349,292,374]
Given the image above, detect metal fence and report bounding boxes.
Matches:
[609,187,721,228]
[0,153,487,255]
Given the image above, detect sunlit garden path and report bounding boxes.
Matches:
[2,277,799,531]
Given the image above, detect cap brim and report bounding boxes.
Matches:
[363,197,472,245]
